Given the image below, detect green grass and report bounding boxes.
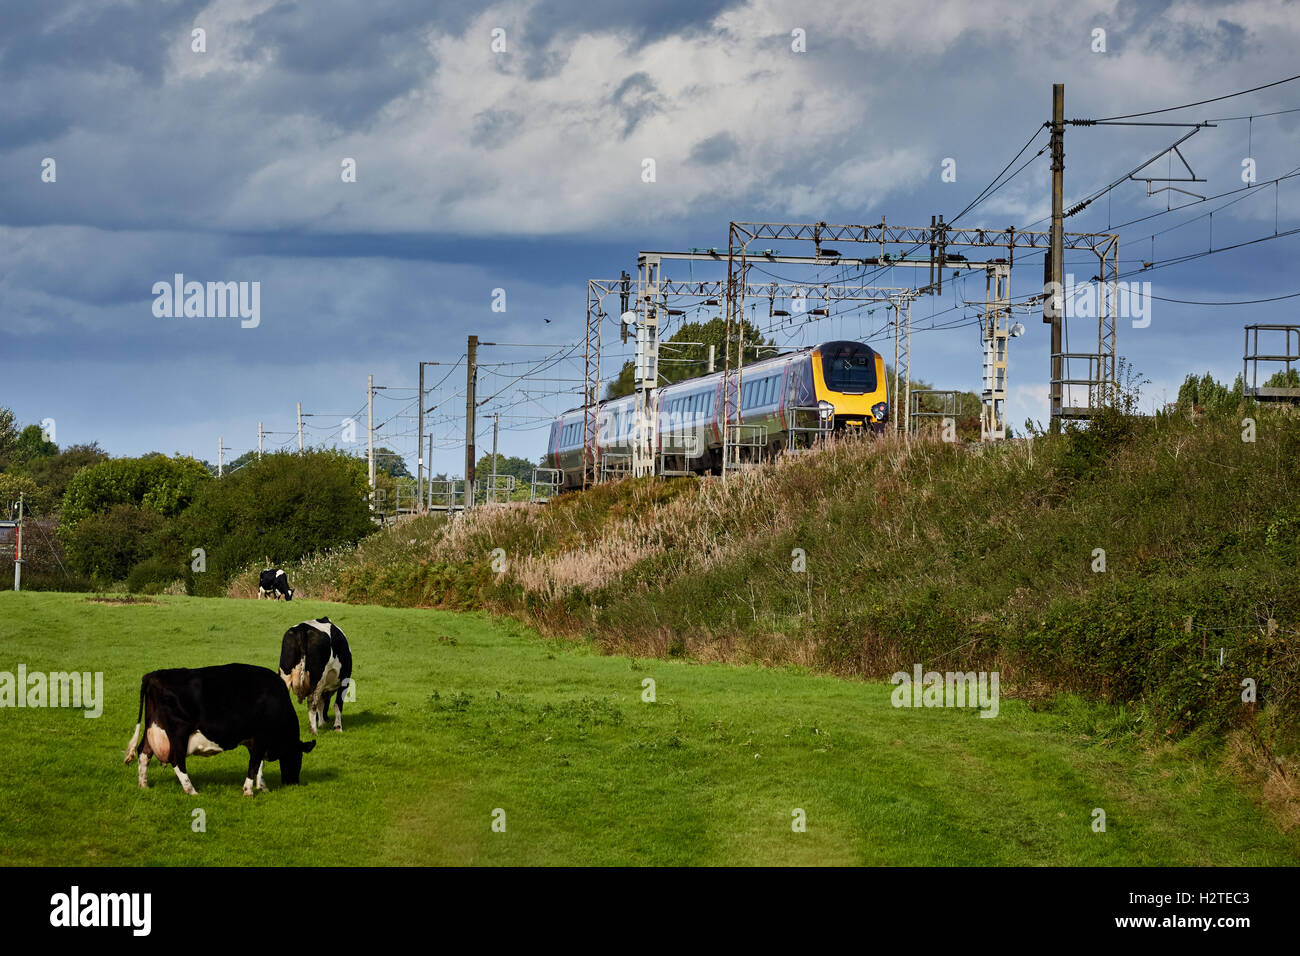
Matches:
[1,591,1295,865]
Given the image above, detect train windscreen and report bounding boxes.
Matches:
[820,343,878,394]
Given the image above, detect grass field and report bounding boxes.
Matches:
[1,590,1295,866]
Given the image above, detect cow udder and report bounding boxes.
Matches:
[147,723,171,763]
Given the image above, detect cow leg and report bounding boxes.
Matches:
[307,691,321,734]
[331,687,344,732]
[137,741,152,789]
[242,743,265,797]
[173,764,198,796]
[255,760,269,793]
[125,721,142,763]
[171,738,198,795]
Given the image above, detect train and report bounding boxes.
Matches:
[545,339,889,490]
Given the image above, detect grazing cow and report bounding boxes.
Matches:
[258,568,294,601]
[124,663,316,796]
[279,618,353,734]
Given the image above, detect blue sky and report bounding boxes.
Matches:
[2,0,1298,474]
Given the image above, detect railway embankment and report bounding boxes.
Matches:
[233,406,1300,816]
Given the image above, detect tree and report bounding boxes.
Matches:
[64,503,167,582]
[9,424,58,466]
[0,407,17,466]
[0,473,51,519]
[58,454,211,538]
[222,450,259,476]
[177,450,374,595]
[372,446,412,478]
[476,454,536,484]
[604,317,774,399]
[20,443,109,505]
[1176,371,1244,414]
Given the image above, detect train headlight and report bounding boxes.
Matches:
[871,402,888,423]
[818,401,835,421]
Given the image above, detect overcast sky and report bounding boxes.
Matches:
[3,0,1299,473]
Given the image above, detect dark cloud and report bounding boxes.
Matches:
[610,71,662,137]
[523,0,740,48]
[0,0,206,82]
[689,131,738,166]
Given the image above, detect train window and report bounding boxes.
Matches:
[822,345,878,394]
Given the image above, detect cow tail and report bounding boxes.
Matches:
[124,675,146,763]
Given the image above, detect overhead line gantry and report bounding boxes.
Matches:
[724,218,1121,435]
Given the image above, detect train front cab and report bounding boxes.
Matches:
[810,341,889,434]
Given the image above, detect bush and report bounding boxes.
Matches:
[1054,406,1140,483]
[64,504,167,580]
[125,555,183,594]
[178,450,374,595]
[59,454,210,537]
[0,473,53,518]
[19,442,109,507]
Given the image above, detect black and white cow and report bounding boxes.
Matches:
[279,618,353,734]
[124,663,316,796]
[258,568,294,601]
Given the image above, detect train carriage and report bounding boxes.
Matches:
[546,340,887,489]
